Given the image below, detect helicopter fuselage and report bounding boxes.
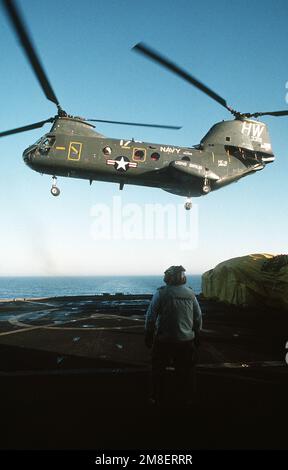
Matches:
[23,117,275,198]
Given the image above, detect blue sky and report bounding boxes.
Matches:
[0,0,287,276]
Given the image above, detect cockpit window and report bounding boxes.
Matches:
[39,136,55,155]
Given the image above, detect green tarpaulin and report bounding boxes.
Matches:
[202,254,288,309]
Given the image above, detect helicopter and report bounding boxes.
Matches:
[1,0,288,210]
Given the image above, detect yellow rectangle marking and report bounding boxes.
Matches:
[68,141,82,161]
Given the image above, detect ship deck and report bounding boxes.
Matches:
[0,294,287,449]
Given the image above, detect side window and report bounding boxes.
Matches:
[133,148,146,162]
[103,146,112,156]
[151,152,160,161]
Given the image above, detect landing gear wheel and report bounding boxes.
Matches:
[51,176,60,197]
[202,185,211,194]
[185,201,192,210]
[202,175,211,194]
[51,186,60,197]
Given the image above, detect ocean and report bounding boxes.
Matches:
[0,275,202,299]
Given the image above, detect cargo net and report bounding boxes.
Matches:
[261,254,288,272]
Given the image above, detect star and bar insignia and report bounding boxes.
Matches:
[106,156,137,172]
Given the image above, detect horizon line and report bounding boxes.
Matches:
[0,273,203,277]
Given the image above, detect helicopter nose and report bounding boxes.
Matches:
[23,145,38,165]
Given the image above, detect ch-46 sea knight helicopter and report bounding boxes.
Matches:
[2,1,288,209]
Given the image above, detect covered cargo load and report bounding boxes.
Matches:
[202,254,288,309]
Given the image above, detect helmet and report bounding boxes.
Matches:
[164,265,186,286]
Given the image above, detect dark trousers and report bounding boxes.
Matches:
[151,339,197,405]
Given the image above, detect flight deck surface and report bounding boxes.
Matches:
[0,294,287,449]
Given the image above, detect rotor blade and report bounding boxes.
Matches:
[87,118,181,129]
[0,118,54,138]
[246,110,288,118]
[132,42,232,112]
[2,0,60,108]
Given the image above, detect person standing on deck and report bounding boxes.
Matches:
[145,265,202,406]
